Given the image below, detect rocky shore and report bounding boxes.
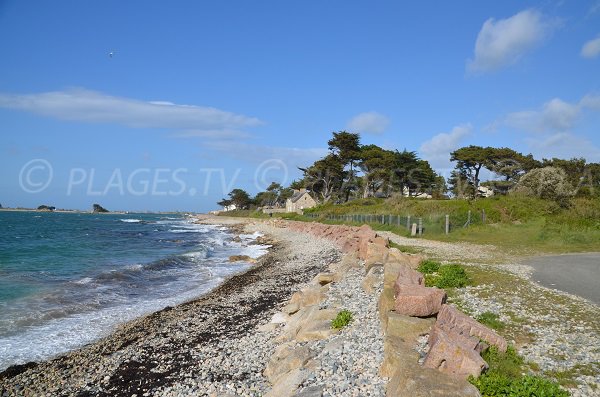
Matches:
[0,221,340,396]
[2,217,594,396]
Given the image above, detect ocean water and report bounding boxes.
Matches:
[0,211,268,371]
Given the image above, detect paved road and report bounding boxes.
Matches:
[523,253,600,304]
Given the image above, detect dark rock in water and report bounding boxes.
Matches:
[37,205,55,211]
[92,204,109,213]
[0,361,39,380]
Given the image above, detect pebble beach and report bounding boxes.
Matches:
[1,216,598,396]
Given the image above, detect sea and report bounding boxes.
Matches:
[0,211,268,371]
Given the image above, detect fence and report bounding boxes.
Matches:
[304,210,488,236]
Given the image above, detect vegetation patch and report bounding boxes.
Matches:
[424,263,470,289]
[417,259,441,274]
[331,309,353,330]
[469,346,569,397]
[476,311,506,331]
[389,241,422,254]
[545,362,600,389]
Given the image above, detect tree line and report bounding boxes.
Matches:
[217,131,600,209]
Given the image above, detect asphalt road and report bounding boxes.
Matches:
[524,253,600,305]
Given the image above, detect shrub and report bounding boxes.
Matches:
[418,260,440,274]
[512,167,573,206]
[477,312,506,331]
[331,310,353,329]
[424,264,470,289]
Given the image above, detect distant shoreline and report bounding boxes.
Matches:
[0,208,192,215]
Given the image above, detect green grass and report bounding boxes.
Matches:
[303,195,600,254]
[417,259,441,274]
[389,241,422,254]
[545,363,600,389]
[476,312,506,332]
[469,346,569,397]
[331,309,353,329]
[450,264,600,392]
[423,263,470,289]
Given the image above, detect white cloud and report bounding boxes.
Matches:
[346,112,390,134]
[503,95,600,134]
[496,94,600,163]
[580,94,600,110]
[526,133,600,162]
[505,98,580,133]
[419,123,472,171]
[581,36,600,58]
[467,9,557,73]
[0,88,262,135]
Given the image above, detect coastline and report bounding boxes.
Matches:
[2,216,596,396]
[0,217,341,396]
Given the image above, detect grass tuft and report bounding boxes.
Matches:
[477,312,506,331]
[331,309,353,330]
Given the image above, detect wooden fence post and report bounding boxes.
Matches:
[445,214,449,234]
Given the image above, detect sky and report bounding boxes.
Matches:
[1,1,599,212]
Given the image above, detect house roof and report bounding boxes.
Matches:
[289,191,311,203]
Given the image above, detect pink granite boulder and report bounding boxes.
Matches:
[436,304,507,352]
[423,326,488,379]
[393,265,425,288]
[394,284,447,317]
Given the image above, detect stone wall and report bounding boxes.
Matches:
[266,220,507,396]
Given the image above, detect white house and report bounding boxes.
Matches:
[222,203,237,212]
[402,186,432,199]
[477,186,494,198]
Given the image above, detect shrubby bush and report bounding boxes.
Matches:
[512,167,573,206]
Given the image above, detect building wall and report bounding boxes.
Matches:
[286,192,317,213]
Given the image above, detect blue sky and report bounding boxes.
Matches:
[1,1,599,212]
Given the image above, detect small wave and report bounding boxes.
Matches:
[168,228,210,233]
[182,249,208,261]
[120,219,142,223]
[73,277,93,285]
[239,231,264,240]
[239,244,271,259]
